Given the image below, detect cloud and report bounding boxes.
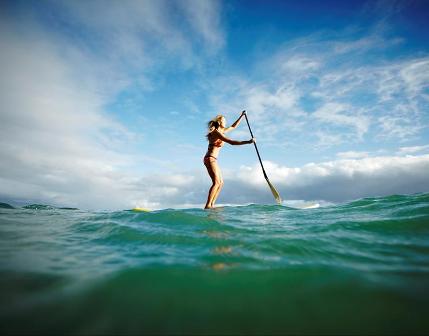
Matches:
[1,1,428,210]
[280,55,321,72]
[336,151,370,159]
[206,78,304,147]
[130,153,429,207]
[399,59,429,98]
[314,131,344,148]
[312,102,370,139]
[378,116,424,140]
[93,153,429,209]
[0,11,141,208]
[206,25,428,149]
[223,154,429,204]
[178,0,225,51]
[11,0,226,92]
[397,145,429,155]
[0,1,224,210]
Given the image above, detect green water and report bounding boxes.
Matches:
[1,193,429,334]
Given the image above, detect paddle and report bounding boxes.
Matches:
[243,111,282,204]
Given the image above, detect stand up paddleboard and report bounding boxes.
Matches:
[132,207,151,212]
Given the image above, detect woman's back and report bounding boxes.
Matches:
[207,131,224,148]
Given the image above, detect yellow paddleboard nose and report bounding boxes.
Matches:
[132,207,151,212]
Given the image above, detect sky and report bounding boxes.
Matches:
[0,0,428,210]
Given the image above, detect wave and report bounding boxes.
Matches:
[22,204,61,210]
[0,202,14,209]
[5,192,428,214]
[20,204,79,210]
[1,193,429,334]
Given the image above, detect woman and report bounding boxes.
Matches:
[203,111,255,209]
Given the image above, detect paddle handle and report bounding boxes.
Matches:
[244,112,268,180]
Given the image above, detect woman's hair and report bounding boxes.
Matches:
[206,115,224,139]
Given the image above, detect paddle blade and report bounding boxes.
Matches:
[266,178,282,204]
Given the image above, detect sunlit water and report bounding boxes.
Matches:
[1,193,429,334]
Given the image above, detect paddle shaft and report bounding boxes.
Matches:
[244,113,268,180]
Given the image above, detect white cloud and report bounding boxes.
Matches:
[378,116,423,140]
[314,131,344,148]
[280,55,320,72]
[206,78,304,147]
[333,35,382,54]
[207,27,428,149]
[178,0,225,51]
[227,154,429,203]
[397,145,429,155]
[400,59,429,98]
[313,102,370,139]
[1,2,428,210]
[30,0,226,80]
[336,151,370,159]
[132,154,429,207]
[0,1,225,210]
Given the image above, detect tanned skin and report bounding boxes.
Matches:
[204,111,255,209]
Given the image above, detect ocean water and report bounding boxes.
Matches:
[1,193,429,334]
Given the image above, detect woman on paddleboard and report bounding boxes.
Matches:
[204,111,255,209]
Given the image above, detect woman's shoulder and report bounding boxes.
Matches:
[212,128,225,135]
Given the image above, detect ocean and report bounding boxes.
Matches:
[1,193,429,334]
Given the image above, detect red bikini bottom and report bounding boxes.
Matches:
[203,155,217,166]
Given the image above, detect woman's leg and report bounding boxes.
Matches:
[204,158,222,209]
[210,172,223,207]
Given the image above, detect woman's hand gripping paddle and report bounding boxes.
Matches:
[243,111,282,204]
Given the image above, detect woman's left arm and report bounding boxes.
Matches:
[224,110,246,133]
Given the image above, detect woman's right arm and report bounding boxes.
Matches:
[213,130,254,145]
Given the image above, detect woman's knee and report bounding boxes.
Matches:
[215,180,224,189]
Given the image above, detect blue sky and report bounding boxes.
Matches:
[1,0,428,209]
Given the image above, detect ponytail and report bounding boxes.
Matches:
[208,120,220,132]
[206,115,224,139]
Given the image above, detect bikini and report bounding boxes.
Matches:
[203,140,223,163]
